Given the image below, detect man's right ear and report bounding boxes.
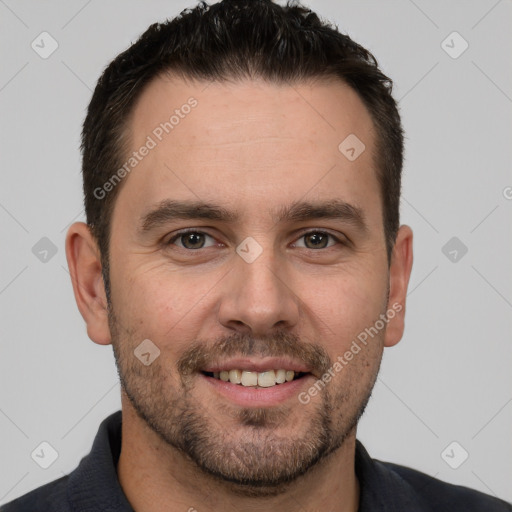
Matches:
[65,222,112,345]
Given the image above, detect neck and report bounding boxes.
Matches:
[117,400,360,512]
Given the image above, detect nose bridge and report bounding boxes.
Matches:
[217,243,300,333]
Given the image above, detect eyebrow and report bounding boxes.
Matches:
[138,198,367,234]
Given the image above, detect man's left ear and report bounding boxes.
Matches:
[384,225,413,347]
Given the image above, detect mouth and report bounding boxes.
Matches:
[201,369,309,388]
[197,358,315,407]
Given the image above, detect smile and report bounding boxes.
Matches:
[202,369,308,388]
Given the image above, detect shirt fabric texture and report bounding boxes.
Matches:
[2,411,511,511]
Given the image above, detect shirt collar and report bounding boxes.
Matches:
[355,440,430,511]
[67,410,134,511]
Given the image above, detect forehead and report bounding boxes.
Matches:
[114,74,379,225]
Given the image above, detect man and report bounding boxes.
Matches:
[2,0,510,510]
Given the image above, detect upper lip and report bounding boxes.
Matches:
[201,357,312,375]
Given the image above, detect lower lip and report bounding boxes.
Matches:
[200,373,314,407]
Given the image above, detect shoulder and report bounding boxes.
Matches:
[1,411,130,512]
[0,475,70,512]
[356,440,512,511]
[381,460,512,511]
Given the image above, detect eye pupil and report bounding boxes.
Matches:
[182,232,205,249]
[305,232,328,249]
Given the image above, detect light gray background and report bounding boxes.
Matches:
[1,0,511,506]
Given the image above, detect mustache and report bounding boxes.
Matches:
[177,330,332,377]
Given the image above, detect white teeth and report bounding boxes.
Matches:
[241,371,258,386]
[229,369,242,384]
[275,369,286,384]
[258,370,276,388]
[210,369,299,387]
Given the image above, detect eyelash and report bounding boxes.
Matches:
[165,229,345,250]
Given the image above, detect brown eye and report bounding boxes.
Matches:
[167,231,216,249]
[295,231,339,249]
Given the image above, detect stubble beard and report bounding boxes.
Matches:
[108,307,382,497]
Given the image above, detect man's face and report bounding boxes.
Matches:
[107,76,393,493]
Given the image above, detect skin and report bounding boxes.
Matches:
[66,75,413,512]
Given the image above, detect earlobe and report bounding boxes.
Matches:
[384,225,413,348]
[65,222,112,345]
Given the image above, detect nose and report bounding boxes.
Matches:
[217,250,300,336]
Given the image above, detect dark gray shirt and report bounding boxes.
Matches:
[2,411,510,511]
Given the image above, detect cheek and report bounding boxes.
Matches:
[114,266,217,349]
[305,269,388,340]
